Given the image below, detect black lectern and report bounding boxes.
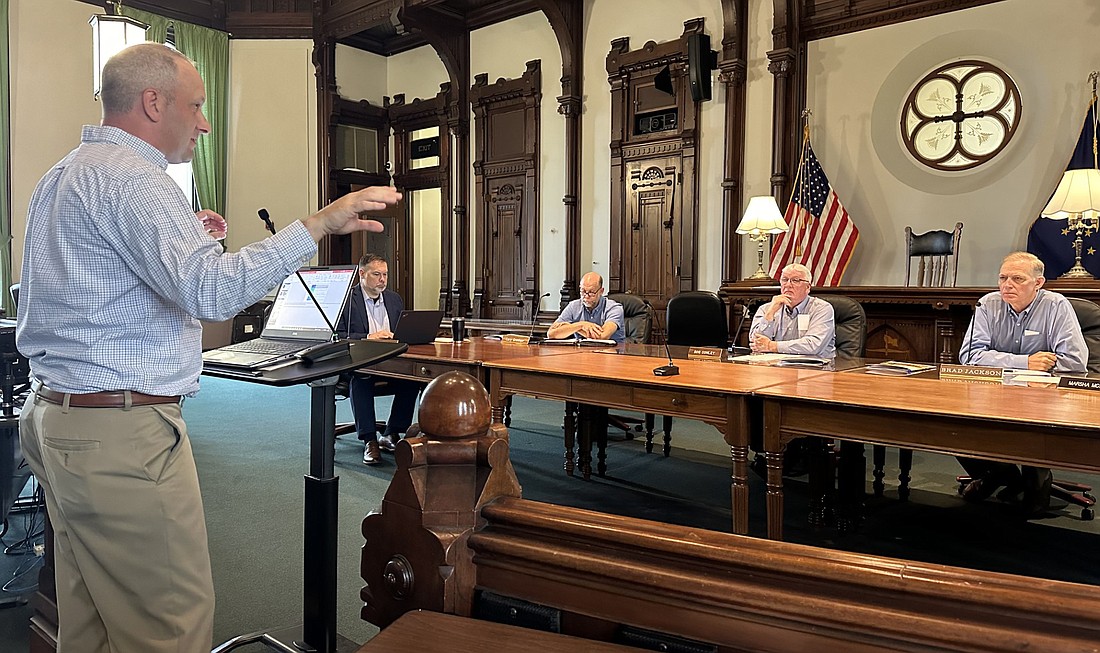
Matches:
[206,339,407,653]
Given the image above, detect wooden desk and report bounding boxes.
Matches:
[356,610,636,653]
[756,372,1100,539]
[486,351,832,534]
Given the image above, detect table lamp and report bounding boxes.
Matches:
[1041,168,1100,280]
[736,196,789,280]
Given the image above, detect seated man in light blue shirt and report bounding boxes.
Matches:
[748,263,836,358]
[547,272,625,343]
[957,251,1087,515]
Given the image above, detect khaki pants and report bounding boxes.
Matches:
[20,390,215,653]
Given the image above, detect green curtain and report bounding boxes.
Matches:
[0,0,11,315]
[122,7,228,217]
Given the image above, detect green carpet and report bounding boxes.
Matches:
[2,375,1099,652]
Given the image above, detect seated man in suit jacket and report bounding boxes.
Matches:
[337,253,420,465]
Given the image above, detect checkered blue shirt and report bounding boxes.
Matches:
[17,125,317,396]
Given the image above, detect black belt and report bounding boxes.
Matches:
[36,386,182,408]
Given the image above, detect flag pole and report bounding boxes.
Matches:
[792,110,811,257]
[1089,70,1098,169]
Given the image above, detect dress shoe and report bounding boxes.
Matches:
[961,478,999,503]
[377,434,397,453]
[363,440,381,465]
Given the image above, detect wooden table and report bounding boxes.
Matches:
[756,372,1100,539]
[485,351,832,534]
[355,610,636,652]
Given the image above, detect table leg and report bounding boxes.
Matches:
[563,401,577,476]
[594,406,608,477]
[872,444,886,498]
[577,404,595,480]
[898,448,913,502]
[662,415,672,457]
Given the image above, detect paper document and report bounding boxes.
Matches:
[865,361,936,376]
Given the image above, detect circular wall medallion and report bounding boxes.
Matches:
[900,60,1022,171]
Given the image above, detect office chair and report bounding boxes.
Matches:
[657,291,729,457]
[603,293,655,437]
[904,222,963,287]
[808,296,867,529]
[952,297,1097,520]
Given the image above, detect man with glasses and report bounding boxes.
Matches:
[748,263,836,357]
[547,272,625,343]
[956,251,1086,515]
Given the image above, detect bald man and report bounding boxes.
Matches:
[17,43,400,652]
[547,272,625,343]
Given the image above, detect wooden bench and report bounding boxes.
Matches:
[361,372,1100,652]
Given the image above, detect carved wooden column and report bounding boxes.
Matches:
[767,0,806,204]
[719,0,748,284]
[360,371,521,628]
[535,0,585,311]
[312,18,338,264]
[399,6,472,317]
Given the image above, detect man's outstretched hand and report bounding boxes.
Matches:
[303,186,402,241]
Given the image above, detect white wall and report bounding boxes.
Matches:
[225,40,318,255]
[335,44,387,103]
[805,0,1100,286]
[8,0,102,281]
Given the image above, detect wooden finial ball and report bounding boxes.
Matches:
[417,371,491,438]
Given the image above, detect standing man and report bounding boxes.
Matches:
[957,251,1087,515]
[337,253,420,464]
[748,263,836,357]
[547,272,625,343]
[16,44,400,653]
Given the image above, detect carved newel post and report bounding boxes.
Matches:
[360,371,521,628]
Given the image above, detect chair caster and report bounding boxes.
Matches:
[1082,508,1094,521]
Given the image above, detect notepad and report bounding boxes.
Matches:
[865,361,937,376]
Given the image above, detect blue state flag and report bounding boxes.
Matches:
[1027,104,1099,278]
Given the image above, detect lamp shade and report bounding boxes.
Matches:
[736,196,788,236]
[1041,168,1100,219]
[90,13,149,100]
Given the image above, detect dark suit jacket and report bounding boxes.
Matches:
[337,287,403,339]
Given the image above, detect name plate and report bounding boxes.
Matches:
[688,347,724,361]
[1058,376,1100,391]
[939,364,1003,380]
[500,334,532,345]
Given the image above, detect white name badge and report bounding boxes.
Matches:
[798,314,810,331]
[1024,329,1040,337]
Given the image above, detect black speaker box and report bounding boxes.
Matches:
[687,33,717,102]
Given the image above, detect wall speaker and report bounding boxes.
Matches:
[653,65,674,96]
[686,33,718,102]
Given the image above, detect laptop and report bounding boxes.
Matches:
[202,266,357,369]
[392,310,445,345]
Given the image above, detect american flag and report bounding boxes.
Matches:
[767,142,859,286]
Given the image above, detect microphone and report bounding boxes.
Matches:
[653,342,680,376]
[729,304,751,356]
[961,300,982,365]
[258,208,276,235]
[532,292,551,325]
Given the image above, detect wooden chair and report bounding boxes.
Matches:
[879,222,963,499]
[904,222,963,287]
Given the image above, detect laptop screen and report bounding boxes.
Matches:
[261,266,357,340]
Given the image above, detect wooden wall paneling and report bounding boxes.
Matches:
[719,0,748,284]
[532,0,584,312]
[606,19,706,333]
[397,6,473,317]
[470,62,542,321]
[389,88,454,313]
[227,0,312,38]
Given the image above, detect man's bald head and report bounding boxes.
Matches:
[100,43,192,117]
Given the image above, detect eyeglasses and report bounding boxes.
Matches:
[779,277,808,285]
[579,288,601,297]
